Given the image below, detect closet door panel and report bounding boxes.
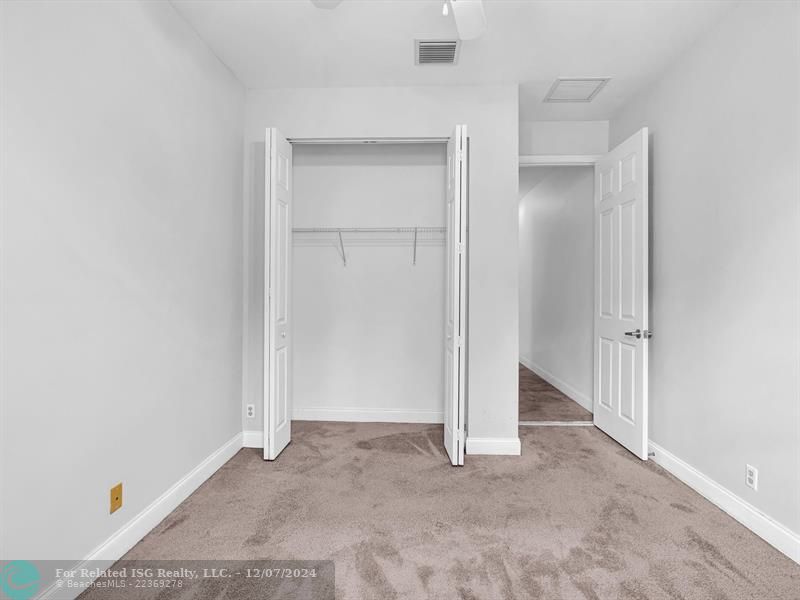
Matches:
[444,125,468,466]
[265,128,293,461]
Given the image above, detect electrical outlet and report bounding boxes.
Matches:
[246,404,255,419]
[110,482,123,514]
[745,465,758,491]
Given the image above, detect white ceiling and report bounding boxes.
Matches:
[170,0,735,121]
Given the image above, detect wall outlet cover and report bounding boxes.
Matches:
[246,404,255,419]
[745,465,758,491]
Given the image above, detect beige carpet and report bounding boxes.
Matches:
[119,422,799,599]
[520,364,593,422]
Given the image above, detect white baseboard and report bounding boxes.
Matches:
[519,421,594,427]
[466,436,521,456]
[519,357,593,414]
[293,407,443,424]
[39,432,244,599]
[243,429,264,448]
[649,441,800,565]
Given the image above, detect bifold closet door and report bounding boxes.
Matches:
[593,127,650,460]
[264,128,293,461]
[444,125,468,466]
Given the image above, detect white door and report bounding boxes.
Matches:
[264,128,293,461]
[593,128,650,459]
[444,125,468,466]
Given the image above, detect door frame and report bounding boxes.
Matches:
[519,154,601,167]
[517,136,650,459]
[262,132,469,462]
[518,158,598,418]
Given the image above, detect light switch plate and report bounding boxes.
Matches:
[110,482,123,513]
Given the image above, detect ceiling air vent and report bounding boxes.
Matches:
[544,78,610,103]
[415,40,460,65]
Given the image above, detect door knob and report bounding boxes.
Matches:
[624,329,642,339]
[281,332,287,338]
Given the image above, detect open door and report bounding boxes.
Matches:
[593,128,650,459]
[444,125,468,466]
[264,128,293,461]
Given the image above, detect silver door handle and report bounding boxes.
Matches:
[624,329,653,340]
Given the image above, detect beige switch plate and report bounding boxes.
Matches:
[110,482,123,514]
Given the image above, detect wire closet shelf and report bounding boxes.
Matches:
[292,226,446,266]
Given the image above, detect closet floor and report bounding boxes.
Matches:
[519,363,593,422]
[112,422,799,600]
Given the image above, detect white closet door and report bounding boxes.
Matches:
[264,128,293,461]
[444,125,468,466]
[593,127,650,459]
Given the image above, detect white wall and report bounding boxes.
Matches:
[519,121,608,156]
[518,167,594,408]
[243,86,519,446]
[611,1,800,534]
[292,144,446,422]
[0,1,245,559]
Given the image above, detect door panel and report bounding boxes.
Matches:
[277,199,289,323]
[593,128,649,459]
[598,337,614,410]
[276,346,288,427]
[599,208,614,317]
[264,128,293,461]
[444,125,468,466]
[620,201,636,319]
[619,342,636,423]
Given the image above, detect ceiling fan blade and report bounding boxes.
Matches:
[451,0,487,40]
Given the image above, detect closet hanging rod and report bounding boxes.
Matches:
[292,227,445,233]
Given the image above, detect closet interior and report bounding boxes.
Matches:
[290,142,448,424]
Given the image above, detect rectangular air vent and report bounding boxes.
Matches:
[544,78,610,103]
[415,40,460,65]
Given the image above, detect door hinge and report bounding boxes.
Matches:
[455,149,464,162]
[457,242,465,254]
[457,335,464,348]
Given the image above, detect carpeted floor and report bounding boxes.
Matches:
[118,422,799,599]
[520,364,593,422]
